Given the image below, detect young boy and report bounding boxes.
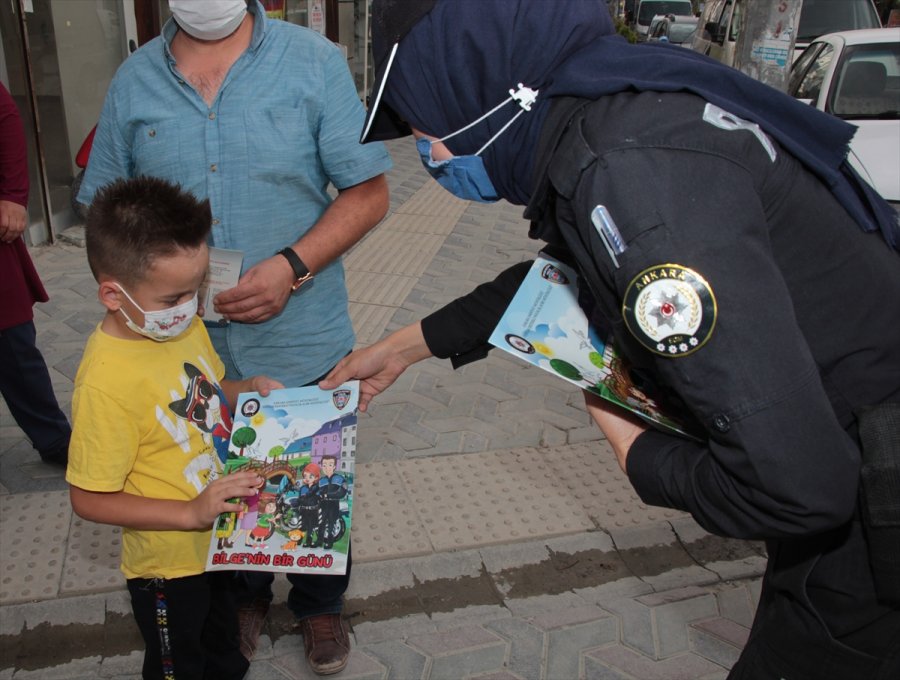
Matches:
[66,176,282,680]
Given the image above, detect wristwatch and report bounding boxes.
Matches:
[277,247,314,291]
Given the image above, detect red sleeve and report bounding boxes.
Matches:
[0,82,29,207]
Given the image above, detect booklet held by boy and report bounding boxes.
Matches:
[207,382,359,574]
[489,255,699,439]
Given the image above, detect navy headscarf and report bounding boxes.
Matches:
[380,0,898,248]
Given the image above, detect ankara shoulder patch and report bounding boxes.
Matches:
[622,264,716,357]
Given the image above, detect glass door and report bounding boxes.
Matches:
[0,0,130,244]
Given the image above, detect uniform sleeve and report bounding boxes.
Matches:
[421,260,531,365]
[316,46,392,189]
[578,149,860,541]
[66,382,140,492]
[77,84,133,207]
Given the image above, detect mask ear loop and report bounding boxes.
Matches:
[438,83,540,154]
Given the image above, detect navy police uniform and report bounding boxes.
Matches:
[422,91,900,679]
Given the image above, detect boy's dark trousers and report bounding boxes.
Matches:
[128,572,249,680]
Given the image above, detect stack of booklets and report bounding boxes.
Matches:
[488,255,697,439]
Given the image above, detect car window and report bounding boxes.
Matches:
[638,1,693,26]
[796,0,881,42]
[728,0,744,42]
[794,44,835,101]
[669,21,698,43]
[788,42,827,94]
[831,43,900,119]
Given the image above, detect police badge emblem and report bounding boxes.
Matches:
[540,263,569,284]
[622,264,716,357]
[332,389,352,410]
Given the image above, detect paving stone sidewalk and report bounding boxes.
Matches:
[0,140,763,679]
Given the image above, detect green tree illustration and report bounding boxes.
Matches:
[231,426,257,458]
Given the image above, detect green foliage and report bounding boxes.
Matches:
[231,426,257,456]
[550,358,583,381]
[614,15,639,43]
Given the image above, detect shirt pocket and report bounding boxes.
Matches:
[245,107,317,185]
[131,120,182,179]
[605,209,673,297]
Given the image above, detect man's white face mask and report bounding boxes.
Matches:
[169,0,248,41]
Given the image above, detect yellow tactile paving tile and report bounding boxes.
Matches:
[343,230,445,277]
[352,462,432,562]
[395,181,469,219]
[346,270,418,307]
[0,491,70,605]
[60,517,124,596]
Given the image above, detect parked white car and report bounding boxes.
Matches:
[690,0,881,68]
[788,28,900,204]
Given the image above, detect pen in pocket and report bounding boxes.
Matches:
[590,205,627,269]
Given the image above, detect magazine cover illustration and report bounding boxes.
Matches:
[207,382,359,574]
[489,256,695,438]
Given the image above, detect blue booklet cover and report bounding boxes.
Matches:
[489,256,696,438]
[206,382,359,574]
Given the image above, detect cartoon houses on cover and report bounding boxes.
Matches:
[279,413,356,471]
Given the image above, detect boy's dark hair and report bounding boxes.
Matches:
[85,176,211,285]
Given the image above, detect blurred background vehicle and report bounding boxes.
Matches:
[788,27,900,205]
[634,0,694,39]
[647,13,700,44]
[690,0,881,67]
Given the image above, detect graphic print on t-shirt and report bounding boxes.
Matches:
[168,361,233,465]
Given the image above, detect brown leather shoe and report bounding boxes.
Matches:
[237,598,270,661]
[299,613,350,675]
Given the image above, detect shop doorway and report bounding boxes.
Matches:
[0,0,136,244]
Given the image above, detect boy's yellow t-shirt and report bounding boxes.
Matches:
[66,318,232,579]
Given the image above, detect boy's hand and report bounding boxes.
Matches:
[249,375,284,397]
[186,471,263,529]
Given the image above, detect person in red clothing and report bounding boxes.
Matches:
[0,82,70,465]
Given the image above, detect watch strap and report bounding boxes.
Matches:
[277,247,314,291]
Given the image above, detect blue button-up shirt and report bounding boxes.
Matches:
[80,2,392,386]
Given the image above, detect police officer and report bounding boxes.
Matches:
[325,1,900,677]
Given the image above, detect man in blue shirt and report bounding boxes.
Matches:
[79,0,392,674]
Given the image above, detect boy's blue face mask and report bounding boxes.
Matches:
[416,138,499,203]
[414,84,539,204]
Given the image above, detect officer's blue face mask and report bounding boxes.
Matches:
[414,84,539,204]
[416,138,499,203]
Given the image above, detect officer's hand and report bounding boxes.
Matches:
[213,255,294,323]
[583,391,647,473]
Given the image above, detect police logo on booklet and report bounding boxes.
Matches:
[622,264,716,357]
[332,389,352,410]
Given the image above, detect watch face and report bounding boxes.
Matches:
[291,272,313,291]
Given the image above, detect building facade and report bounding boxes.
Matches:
[0,0,374,245]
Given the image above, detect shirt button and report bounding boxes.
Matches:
[712,414,730,432]
[148,129,156,138]
[208,112,216,120]
[210,163,217,172]
[212,218,220,225]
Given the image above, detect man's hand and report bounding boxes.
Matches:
[185,471,263,529]
[212,255,294,323]
[583,391,648,473]
[320,322,432,412]
[0,200,27,243]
